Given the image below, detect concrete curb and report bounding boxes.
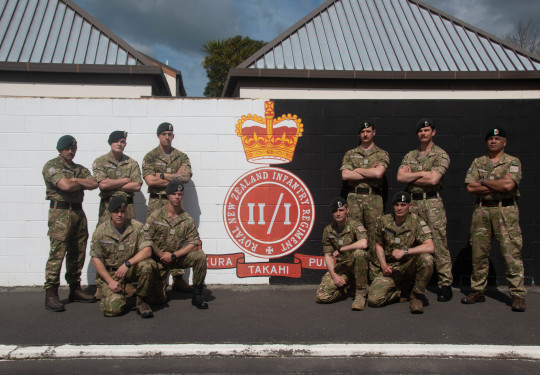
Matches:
[2,344,540,360]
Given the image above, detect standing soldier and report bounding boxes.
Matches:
[463,128,526,312]
[315,197,370,311]
[42,135,98,312]
[397,119,453,302]
[368,192,434,314]
[341,121,389,250]
[142,122,192,293]
[145,181,209,309]
[93,131,143,226]
[91,197,158,318]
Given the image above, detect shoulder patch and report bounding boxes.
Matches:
[509,166,519,173]
[356,224,366,232]
[48,167,56,176]
[422,226,431,234]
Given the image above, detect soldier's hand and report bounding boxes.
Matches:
[392,249,404,260]
[115,264,129,279]
[160,252,173,264]
[108,280,122,293]
[372,161,380,168]
[332,250,340,258]
[332,274,346,288]
[382,265,393,276]
[401,166,412,173]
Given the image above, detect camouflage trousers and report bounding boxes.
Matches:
[347,192,383,254]
[96,259,159,317]
[44,208,88,289]
[367,253,434,307]
[411,197,453,287]
[315,250,370,304]
[469,204,526,298]
[151,249,207,303]
[98,200,135,226]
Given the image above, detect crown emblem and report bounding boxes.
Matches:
[235,101,303,164]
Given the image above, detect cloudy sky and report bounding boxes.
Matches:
[73,0,539,97]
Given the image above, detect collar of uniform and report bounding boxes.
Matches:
[57,154,75,169]
[331,218,352,235]
[107,151,129,164]
[153,146,183,162]
[106,219,134,241]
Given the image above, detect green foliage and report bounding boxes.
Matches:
[202,35,265,97]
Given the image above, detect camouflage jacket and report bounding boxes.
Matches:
[465,152,521,200]
[374,213,432,264]
[340,144,389,189]
[42,155,93,203]
[399,144,450,194]
[142,146,192,195]
[144,206,201,253]
[322,218,367,265]
[90,219,152,269]
[92,152,143,199]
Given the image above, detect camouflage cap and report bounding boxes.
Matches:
[108,130,128,144]
[56,135,77,151]
[485,128,506,140]
[157,122,174,135]
[108,196,127,212]
[416,118,435,132]
[329,196,347,213]
[391,191,411,204]
[166,180,184,195]
[358,120,375,132]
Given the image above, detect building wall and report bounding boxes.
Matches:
[0,83,152,98]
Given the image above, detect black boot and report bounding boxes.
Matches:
[192,284,208,309]
[437,286,453,302]
[69,283,97,303]
[45,286,65,312]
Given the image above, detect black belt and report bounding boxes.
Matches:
[150,194,168,200]
[478,199,515,207]
[412,192,439,200]
[101,197,134,204]
[50,201,82,210]
[354,187,382,195]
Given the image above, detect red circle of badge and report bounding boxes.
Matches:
[223,167,315,259]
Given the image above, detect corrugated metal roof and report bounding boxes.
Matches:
[240,0,540,72]
[0,0,143,65]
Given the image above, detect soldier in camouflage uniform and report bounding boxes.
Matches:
[144,181,208,309]
[315,197,370,311]
[341,121,389,253]
[463,128,526,312]
[368,191,434,314]
[397,119,453,302]
[42,135,98,312]
[142,122,193,293]
[93,131,143,226]
[91,197,158,318]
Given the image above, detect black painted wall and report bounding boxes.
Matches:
[270,99,540,287]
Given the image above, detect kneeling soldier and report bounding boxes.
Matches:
[91,197,158,318]
[315,197,370,311]
[145,181,208,309]
[368,192,434,314]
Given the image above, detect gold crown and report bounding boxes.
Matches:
[235,101,303,164]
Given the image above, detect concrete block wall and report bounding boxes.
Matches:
[0,97,271,286]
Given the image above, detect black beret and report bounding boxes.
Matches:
[416,118,435,132]
[166,180,184,195]
[157,122,174,135]
[108,196,127,212]
[329,196,347,213]
[56,135,77,151]
[485,128,506,140]
[391,191,411,204]
[358,120,375,132]
[108,130,128,144]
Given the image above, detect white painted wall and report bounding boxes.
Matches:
[0,83,152,99]
[0,97,271,286]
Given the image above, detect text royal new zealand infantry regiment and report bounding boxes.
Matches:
[42,119,528,316]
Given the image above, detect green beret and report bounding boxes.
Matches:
[166,180,184,195]
[56,135,77,151]
[485,128,506,140]
[157,122,174,135]
[391,191,411,204]
[358,120,374,132]
[108,196,127,212]
[108,130,127,144]
[329,196,347,213]
[416,118,435,132]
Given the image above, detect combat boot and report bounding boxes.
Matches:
[192,284,208,309]
[461,292,485,304]
[172,276,193,293]
[136,296,154,318]
[351,290,366,311]
[437,286,453,302]
[409,292,424,314]
[45,286,65,312]
[69,283,97,303]
[511,297,526,312]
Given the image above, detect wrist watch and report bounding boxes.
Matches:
[403,247,408,254]
[160,172,165,180]
[124,260,131,268]
[481,178,486,186]
[171,253,177,261]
